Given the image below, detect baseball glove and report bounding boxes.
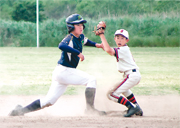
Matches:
[93,21,106,36]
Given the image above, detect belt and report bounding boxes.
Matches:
[124,69,137,75]
[132,69,136,72]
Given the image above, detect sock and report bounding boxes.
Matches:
[85,88,95,109]
[22,99,41,114]
[127,94,138,105]
[118,96,134,108]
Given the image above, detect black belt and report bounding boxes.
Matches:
[132,69,136,72]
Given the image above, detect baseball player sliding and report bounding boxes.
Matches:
[94,21,143,117]
[9,14,106,116]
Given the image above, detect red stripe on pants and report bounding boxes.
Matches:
[113,75,129,92]
[110,75,129,100]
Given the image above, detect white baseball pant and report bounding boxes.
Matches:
[40,64,96,108]
[107,69,141,102]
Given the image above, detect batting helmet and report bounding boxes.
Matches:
[66,14,87,33]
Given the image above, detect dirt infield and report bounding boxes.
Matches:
[0,95,179,128]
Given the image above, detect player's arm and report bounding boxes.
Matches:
[59,42,84,61]
[99,34,115,56]
[59,42,80,54]
[84,39,104,49]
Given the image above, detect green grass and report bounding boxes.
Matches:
[0,47,179,95]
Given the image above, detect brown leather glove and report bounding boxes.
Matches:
[93,21,106,36]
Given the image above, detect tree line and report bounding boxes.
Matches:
[1,16,179,47]
[0,0,180,22]
[0,0,179,47]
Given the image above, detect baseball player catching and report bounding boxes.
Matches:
[9,14,106,116]
[94,21,143,117]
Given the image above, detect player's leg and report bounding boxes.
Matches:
[9,80,67,116]
[40,81,68,108]
[107,74,141,117]
[8,100,41,116]
[122,71,143,116]
[60,67,106,115]
[120,73,142,116]
[123,90,138,105]
[107,83,134,107]
[107,91,139,117]
[9,66,68,116]
[123,90,143,116]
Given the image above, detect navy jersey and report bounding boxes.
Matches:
[58,33,96,68]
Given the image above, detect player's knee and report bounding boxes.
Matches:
[42,102,53,109]
[40,99,54,108]
[107,90,118,102]
[107,93,115,101]
[87,76,96,88]
[107,90,113,100]
[89,76,96,83]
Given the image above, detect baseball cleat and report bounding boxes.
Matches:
[135,108,143,116]
[124,106,143,116]
[124,105,141,117]
[8,105,24,116]
[124,105,143,116]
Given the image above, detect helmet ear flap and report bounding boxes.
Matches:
[67,24,74,33]
[67,24,85,33]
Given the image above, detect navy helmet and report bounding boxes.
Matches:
[66,14,87,33]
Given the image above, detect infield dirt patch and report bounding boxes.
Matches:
[0,95,179,128]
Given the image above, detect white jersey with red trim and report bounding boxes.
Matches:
[114,45,139,73]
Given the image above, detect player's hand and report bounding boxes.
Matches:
[78,53,85,61]
[96,43,105,51]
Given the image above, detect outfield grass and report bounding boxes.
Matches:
[0,47,179,95]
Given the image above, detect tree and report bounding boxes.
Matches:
[12,1,46,23]
[0,0,17,20]
[43,0,77,19]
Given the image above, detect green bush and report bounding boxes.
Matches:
[0,15,179,47]
[39,18,67,47]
